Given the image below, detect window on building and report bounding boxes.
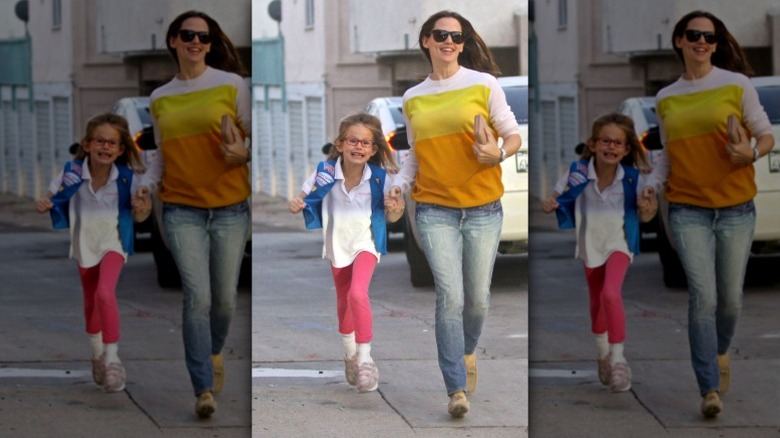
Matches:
[305,0,314,28]
[558,0,567,29]
[52,0,62,29]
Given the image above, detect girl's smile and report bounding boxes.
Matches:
[590,124,629,168]
[85,124,123,167]
[336,125,377,167]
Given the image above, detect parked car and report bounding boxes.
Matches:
[403,76,529,287]
[111,97,157,250]
[623,77,780,288]
[113,96,251,288]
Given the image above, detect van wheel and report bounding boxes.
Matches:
[657,219,687,289]
[403,214,434,288]
[151,217,181,288]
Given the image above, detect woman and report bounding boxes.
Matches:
[390,10,521,418]
[647,10,774,418]
[143,10,251,419]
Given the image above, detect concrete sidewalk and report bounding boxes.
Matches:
[252,193,529,437]
[0,193,252,437]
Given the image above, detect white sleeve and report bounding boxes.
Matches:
[48,170,64,194]
[553,170,570,195]
[236,77,252,138]
[487,77,521,139]
[393,101,418,193]
[141,98,164,192]
[301,170,317,194]
[741,80,772,138]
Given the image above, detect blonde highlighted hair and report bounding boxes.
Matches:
[327,113,398,171]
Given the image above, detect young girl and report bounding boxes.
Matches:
[289,113,404,393]
[36,113,152,393]
[542,112,657,393]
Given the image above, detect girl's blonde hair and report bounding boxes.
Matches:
[327,113,398,171]
[75,113,145,171]
[581,112,649,169]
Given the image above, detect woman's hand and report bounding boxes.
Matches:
[220,117,249,165]
[724,122,754,165]
[472,116,502,166]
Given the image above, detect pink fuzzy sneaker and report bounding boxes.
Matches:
[344,354,359,386]
[609,361,632,393]
[597,355,611,386]
[357,362,378,393]
[103,360,126,393]
[91,355,106,386]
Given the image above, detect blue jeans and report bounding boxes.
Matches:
[668,201,755,396]
[416,201,502,395]
[163,200,250,396]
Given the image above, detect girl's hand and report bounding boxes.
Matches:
[289,197,306,214]
[36,197,53,214]
[541,195,559,214]
[472,114,501,165]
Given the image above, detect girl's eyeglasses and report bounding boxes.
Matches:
[596,137,626,148]
[684,29,717,44]
[344,137,375,148]
[178,29,212,44]
[91,137,121,148]
[430,29,466,44]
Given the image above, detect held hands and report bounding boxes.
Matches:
[638,186,658,222]
[36,196,53,214]
[131,186,152,222]
[724,116,753,165]
[220,115,250,165]
[472,114,502,166]
[384,186,405,223]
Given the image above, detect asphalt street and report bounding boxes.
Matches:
[528,204,780,438]
[252,193,529,437]
[0,194,251,437]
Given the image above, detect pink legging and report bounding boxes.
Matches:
[331,251,377,344]
[584,251,630,344]
[78,251,125,344]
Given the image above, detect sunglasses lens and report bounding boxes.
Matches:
[179,30,195,42]
[179,30,211,44]
[432,30,447,42]
[431,30,464,44]
[685,30,716,44]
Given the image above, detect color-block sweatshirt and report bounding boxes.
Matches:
[394,66,520,208]
[647,66,772,208]
[144,66,251,208]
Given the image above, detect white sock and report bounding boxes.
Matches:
[104,343,120,364]
[89,333,103,359]
[610,343,626,365]
[341,332,356,358]
[357,343,373,365]
[594,333,609,359]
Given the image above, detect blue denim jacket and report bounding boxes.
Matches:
[555,159,640,254]
[302,159,388,255]
[49,160,135,255]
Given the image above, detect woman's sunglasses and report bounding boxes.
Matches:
[430,29,466,44]
[178,29,212,44]
[684,29,717,44]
